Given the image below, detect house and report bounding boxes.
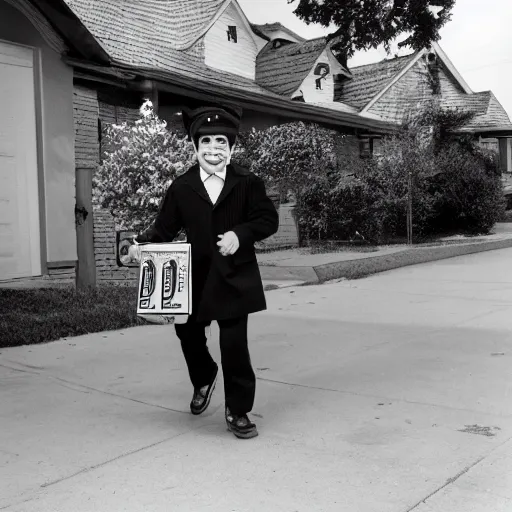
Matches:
[0,0,396,286]
[0,0,108,283]
[336,44,512,172]
[63,0,392,135]
[1,0,510,286]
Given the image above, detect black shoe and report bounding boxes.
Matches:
[225,407,259,439]
[190,366,218,415]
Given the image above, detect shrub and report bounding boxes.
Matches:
[297,175,383,243]
[429,145,505,234]
[93,100,195,232]
[293,105,504,243]
[235,122,338,243]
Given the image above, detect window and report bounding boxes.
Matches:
[359,138,373,159]
[314,63,330,90]
[227,26,238,43]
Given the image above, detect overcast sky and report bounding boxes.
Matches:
[239,0,512,117]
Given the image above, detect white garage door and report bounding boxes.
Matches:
[0,41,41,279]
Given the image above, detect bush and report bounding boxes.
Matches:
[93,100,195,231]
[297,175,383,243]
[295,105,504,243]
[235,122,338,243]
[429,145,505,234]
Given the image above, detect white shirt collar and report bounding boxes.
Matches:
[200,166,226,182]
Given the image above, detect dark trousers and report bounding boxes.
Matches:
[174,315,256,415]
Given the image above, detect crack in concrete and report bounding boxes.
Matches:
[42,423,215,489]
[0,496,35,511]
[0,362,190,415]
[256,376,512,419]
[403,436,512,512]
[0,424,215,511]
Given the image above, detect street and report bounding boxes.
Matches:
[1,248,512,511]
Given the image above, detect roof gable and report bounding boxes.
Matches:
[430,42,472,94]
[256,38,328,96]
[337,54,418,110]
[227,1,268,51]
[203,1,262,80]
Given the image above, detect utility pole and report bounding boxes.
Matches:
[407,170,413,245]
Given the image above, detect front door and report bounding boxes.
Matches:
[0,41,41,279]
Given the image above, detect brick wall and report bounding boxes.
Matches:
[94,210,138,286]
[93,203,300,284]
[73,86,100,169]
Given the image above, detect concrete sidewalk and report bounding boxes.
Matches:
[1,247,512,511]
[1,224,512,291]
[259,222,512,288]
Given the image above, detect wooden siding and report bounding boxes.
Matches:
[438,64,467,106]
[295,50,337,103]
[99,102,141,125]
[204,3,258,80]
[73,86,99,169]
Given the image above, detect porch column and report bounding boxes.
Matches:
[73,85,100,288]
[140,80,159,114]
[498,137,512,174]
[75,168,96,288]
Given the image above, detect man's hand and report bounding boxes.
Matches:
[217,231,239,256]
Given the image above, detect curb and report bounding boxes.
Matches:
[260,237,512,287]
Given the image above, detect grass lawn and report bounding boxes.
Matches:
[0,287,143,349]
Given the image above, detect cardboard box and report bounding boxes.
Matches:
[136,243,192,323]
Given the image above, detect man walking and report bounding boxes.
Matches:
[131,104,279,439]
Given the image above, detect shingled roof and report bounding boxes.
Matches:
[64,0,228,53]
[252,22,306,43]
[256,38,328,96]
[447,91,512,131]
[337,53,418,110]
[63,0,280,97]
[61,0,398,133]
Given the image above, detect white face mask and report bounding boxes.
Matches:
[194,135,233,174]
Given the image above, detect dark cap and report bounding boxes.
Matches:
[182,105,242,147]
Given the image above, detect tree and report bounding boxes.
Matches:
[289,0,455,59]
[93,100,195,232]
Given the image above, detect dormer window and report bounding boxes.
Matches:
[314,62,330,90]
[227,26,238,43]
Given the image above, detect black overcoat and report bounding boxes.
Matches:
[137,163,279,322]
